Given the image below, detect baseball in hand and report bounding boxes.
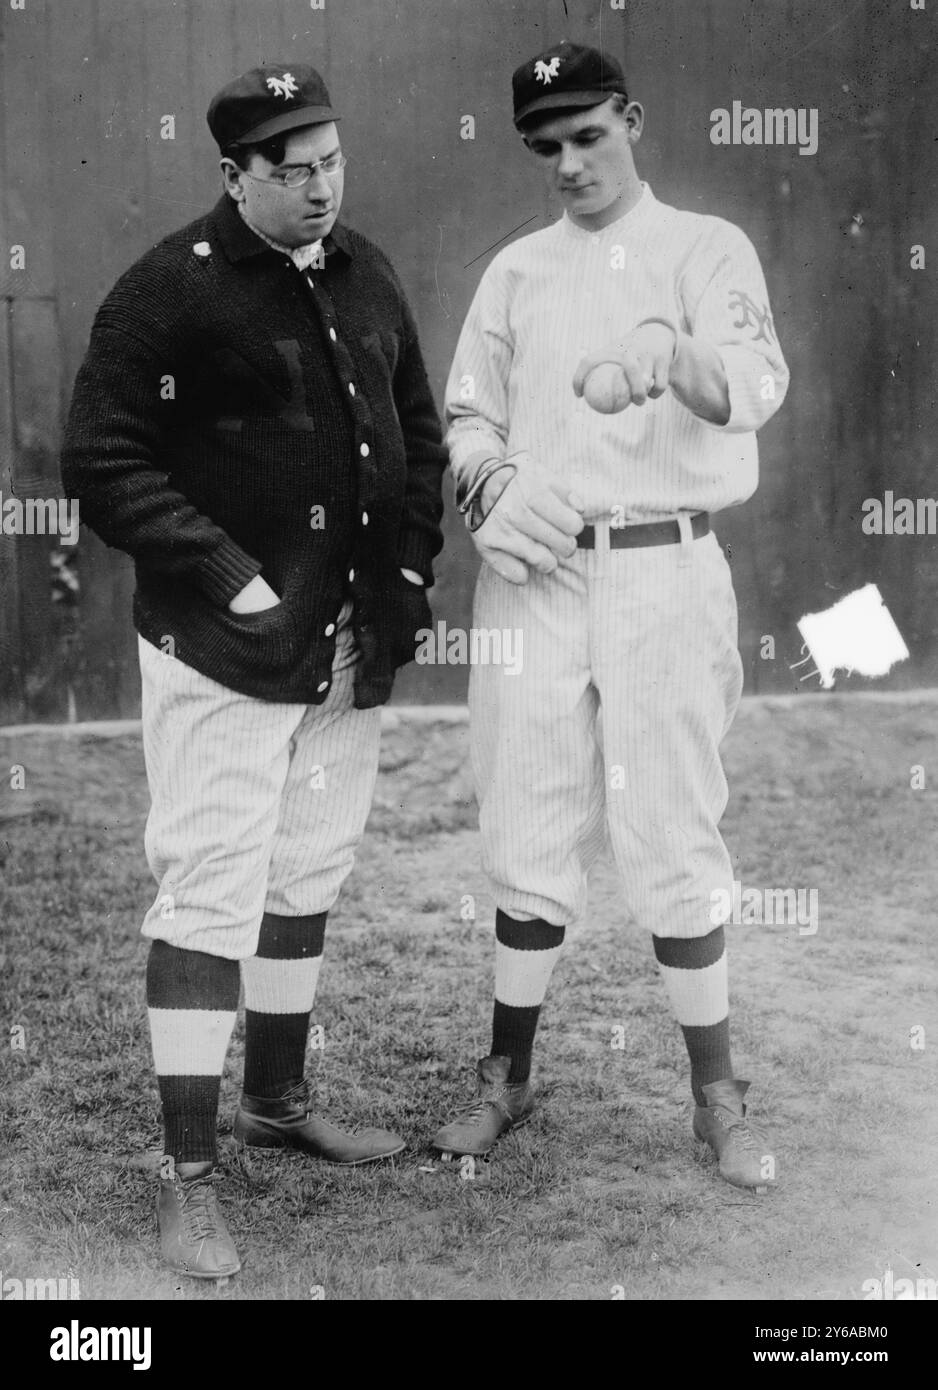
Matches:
[582,362,632,414]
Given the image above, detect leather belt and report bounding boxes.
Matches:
[577,511,710,549]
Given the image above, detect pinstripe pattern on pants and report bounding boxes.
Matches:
[138,615,381,960]
[469,525,743,936]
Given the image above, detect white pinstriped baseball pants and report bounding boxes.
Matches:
[469,519,744,937]
[137,609,381,960]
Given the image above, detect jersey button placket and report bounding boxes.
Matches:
[308,276,377,613]
[301,274,348,687]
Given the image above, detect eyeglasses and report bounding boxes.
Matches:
[242,153,347,189]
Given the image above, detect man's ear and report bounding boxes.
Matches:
[220,158,245,200]
[624,101,644,142]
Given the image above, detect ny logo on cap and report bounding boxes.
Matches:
[534,57,561,84]
[267,72,299,100]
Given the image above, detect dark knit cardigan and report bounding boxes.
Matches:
[60,193,446,708]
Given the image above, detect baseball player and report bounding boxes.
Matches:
[434,42,789,1190]
[61,63,446,1278]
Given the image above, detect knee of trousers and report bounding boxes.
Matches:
[483,832,589,926]
[263,858,356,919]
[492,885,586,929]
[612,839,737,939]
[140,895,268,961]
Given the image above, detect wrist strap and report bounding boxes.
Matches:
[456,456,506,516]
[634,316,680,361]
[467,461,519,533]
[458,458,503,519]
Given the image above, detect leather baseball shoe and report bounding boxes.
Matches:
[431,1055,534,1157]
[692,1079,777,1191]
[233,1079,405,1165]
[158,1168,241,1279]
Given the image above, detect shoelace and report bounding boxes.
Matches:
[457,1097,498,1122]
[454,1086,509,1123]
[278,1080,312,1113]
[714,1108,763,1152]
[179,1174,223,1242]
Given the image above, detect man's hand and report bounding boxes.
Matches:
[470,458,584,585]
[228,573,280,614]
[573,321,677,412]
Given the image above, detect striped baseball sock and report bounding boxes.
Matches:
[491,910,565,1084]
[652,926,732,1106]
[241,912,327,1099]
[146,940,240,1166]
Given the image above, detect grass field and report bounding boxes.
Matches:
[1,695,936,1301]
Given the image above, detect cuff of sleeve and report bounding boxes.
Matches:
[195,537,264,607]
[397,529,436,586]
[705,346,783,433]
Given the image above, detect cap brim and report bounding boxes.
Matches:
[514,89,621,127]
[236,104,340,144]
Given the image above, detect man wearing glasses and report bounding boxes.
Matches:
[61,64,446,1279]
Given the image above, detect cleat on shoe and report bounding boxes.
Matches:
[692,1078,777,1191]
[157,1169,241,1280]
[431,1055,534,1158]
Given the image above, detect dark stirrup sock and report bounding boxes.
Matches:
[652,927,732,1106]
[241,912,327,1098]
[491,910,566,1084]
[146,940,240,1165]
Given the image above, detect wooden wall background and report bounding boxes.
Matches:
[0,0,935,719]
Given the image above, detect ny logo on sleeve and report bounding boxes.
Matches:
[728,289,776,344]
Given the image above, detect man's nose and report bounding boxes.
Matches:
[306,168,333,197]
[556,145,583,177]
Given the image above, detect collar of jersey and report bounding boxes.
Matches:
[237,204,325,269]
[560,182,657,240]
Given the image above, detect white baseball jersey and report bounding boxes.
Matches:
[445,182,789,521]
[444,184,788,934]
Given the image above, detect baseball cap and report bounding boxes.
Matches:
[207,63,339,150]
[512,41,628,128]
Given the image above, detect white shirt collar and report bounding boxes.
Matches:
[561,182,657,240]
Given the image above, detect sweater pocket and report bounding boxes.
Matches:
[224,600,286,626]
[214,596,304,674]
